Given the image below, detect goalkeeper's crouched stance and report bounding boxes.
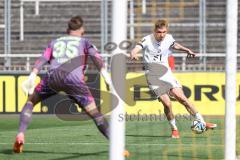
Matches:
[13,15,130,157]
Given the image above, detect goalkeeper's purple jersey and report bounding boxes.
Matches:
[34,35,104,82]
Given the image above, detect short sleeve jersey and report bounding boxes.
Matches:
[136,34,175,67]
[34,35,104,82]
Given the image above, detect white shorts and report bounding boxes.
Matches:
[145,63,181,98]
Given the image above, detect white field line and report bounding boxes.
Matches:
[0,142,224,147]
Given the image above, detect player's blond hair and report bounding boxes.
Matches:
[154,19,169,30]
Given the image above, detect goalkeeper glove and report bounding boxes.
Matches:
[21,72,37,95]
[100,68,112,90]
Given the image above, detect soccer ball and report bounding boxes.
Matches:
[191,120,206,134]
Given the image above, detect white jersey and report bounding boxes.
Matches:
[136,33,175,67]
[136,34,181,97]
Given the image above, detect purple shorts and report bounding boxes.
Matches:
[35,73,94,107]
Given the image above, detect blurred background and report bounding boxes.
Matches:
[0,0,239,159]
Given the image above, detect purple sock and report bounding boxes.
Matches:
[18,102,33,133]
[93,114,109,139]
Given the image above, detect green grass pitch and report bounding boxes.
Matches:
[0,115,239,160]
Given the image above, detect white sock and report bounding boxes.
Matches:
[194,113,205,124]
[169,118,178,130]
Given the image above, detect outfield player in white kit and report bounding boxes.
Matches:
[130,19,217,138]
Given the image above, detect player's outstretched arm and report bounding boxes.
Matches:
[172,42,196,58]
[90,55,112,89]
[22,47,52,95]
[130,47,141,60]
[86,40,112,88]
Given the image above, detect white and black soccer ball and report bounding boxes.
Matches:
[191,120,206,134]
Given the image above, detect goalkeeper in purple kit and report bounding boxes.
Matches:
[13,16,112,153]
